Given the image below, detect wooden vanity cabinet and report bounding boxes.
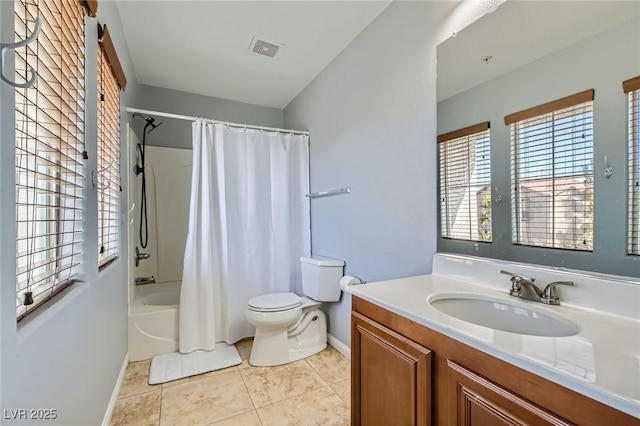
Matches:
[351,296,640,426]
[352,312,432,426]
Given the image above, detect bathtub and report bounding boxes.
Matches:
[128,281,181,362]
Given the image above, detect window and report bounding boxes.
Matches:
[15,0,85,319]
[438,122,492,242]
[506,90,594,251]
[625,76,640,255]
[97,26,123,268]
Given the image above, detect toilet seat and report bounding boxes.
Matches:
[248,292,302,312]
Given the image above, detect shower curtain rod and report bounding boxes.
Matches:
[126,107,309,136]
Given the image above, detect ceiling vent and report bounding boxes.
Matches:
[249,37,283,58]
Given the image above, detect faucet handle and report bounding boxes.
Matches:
[541,281,574,305]
[502,270,523,296]
[500,270,535,281]
[500,270,516,278]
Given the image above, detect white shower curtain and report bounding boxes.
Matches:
[179,119,310,353]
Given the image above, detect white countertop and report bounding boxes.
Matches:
[346,272,640,419]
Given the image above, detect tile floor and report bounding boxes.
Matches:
[110,340,351,426]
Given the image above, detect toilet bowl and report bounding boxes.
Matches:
[246,293,326,366]
[245,255,344,367]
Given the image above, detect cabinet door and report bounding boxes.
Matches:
[447,360,572,426]
[352,312,432,426]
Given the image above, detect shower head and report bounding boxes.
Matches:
[133,112,163,133]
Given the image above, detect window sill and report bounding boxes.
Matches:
[17,282,90,345]
[99,256,120,272]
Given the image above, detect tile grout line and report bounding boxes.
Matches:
[161,366,235,389]
[305,350,351,402]
[235,344,264,425]
[238,363,259,410]
[158,384,163,426]
[253,386,350,426]
[331,379,351,404]
[254,409,265,426]
[241,357,328,417]
[158,364,254,426]
[116,387,159,402]
[201,407,257,426]
[206,368,255,424]
[305,358,340,394]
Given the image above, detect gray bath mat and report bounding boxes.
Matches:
[149,343,242,385]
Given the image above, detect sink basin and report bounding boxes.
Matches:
[429,294,580,337]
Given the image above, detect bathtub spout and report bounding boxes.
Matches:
[135,276,156,286]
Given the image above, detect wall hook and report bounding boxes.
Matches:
[123,203,135,225]
[92,170,110,191]
[493,186,503,204]
[92,155,118,190]
[1,17,42,88]
[97,155,116,176]
[604,155,613,179]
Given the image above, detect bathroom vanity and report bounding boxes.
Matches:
[347,254,640,425]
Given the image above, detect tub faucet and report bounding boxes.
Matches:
[135,276,156,286]
[500,270,573,305]
[135,246,151,267]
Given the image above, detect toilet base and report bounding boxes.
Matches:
[249,309,327,367]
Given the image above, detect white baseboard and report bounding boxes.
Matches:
[327,333,350,360]
[102,352,129,426]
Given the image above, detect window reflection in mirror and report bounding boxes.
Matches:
[436,1,640,278]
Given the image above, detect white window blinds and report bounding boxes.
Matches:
[15,0,85,319]
[506,90,594,251]
[625,76,640,255]
[438,123,492,242]
[97,38,121,268]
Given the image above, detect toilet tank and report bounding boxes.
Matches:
[300,255,345,302]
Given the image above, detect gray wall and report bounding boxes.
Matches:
[0,1,137,424]
[133,84,283,149]
[283,1,462,346]
[438,18,640,278]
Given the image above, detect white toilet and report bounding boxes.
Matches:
[245,255,344,367]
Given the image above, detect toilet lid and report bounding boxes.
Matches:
[248,292,302,311]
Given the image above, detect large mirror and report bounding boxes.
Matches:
[436,1,640,278]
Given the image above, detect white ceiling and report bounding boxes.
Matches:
[437,1,640,102]
[115,0,392,108]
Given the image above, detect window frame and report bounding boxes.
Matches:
[438,122,492,243]
[506,90,595,252]
[624,76,640,256]
[14,0,87,320]
[97,33,122,269]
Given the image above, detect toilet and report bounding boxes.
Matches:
[245,255,344,367]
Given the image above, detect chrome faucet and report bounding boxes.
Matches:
[540,281,574,305]
[500,270,541,302]
[500,270,574,305]
[135,246,151,267]
[135,276,156,286]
